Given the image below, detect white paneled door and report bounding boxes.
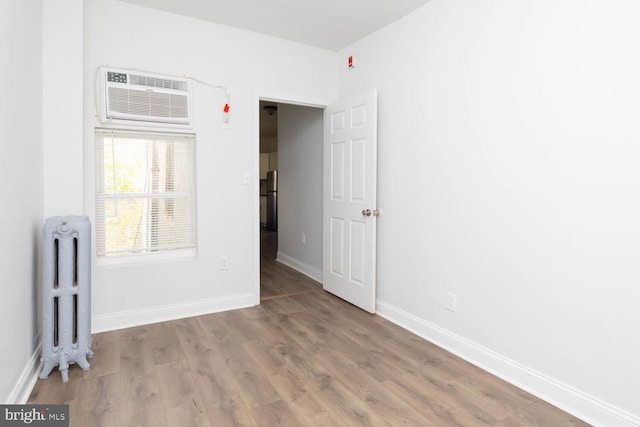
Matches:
[323,89,378,313]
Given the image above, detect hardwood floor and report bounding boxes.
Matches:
[29,239,590,426]
[260,229,322,301]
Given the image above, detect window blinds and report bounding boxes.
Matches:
[95,130,197,258]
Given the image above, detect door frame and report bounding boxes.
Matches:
[252,91,331,305]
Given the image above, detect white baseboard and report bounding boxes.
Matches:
[376,300,640,427]
[92,292,256,333]
[6,343,42,404]
[276,252,323,283]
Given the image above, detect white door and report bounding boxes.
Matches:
[323,89,378,313]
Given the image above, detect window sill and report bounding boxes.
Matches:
[96,248,197,268]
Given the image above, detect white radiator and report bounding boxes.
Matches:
[39,216,93,383]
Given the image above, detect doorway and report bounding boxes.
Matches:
[256,95,327,302]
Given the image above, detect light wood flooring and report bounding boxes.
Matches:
[260,230,322,301]
[29,232,590,426]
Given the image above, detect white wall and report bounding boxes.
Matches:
[0,0,43,403]
[43,0,83,217]
[338,0,640,424]
[83,0,337,330]
[276,105,324,280]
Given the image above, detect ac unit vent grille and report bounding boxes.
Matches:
[129,74,188,91]
[107,87,189,121]
[100,67,192,126]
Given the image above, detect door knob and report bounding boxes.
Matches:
[362,209,372,217]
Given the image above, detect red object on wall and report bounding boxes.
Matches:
[348,55,354,68]
[223,103,230,113]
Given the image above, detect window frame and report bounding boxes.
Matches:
[95,128,197,263]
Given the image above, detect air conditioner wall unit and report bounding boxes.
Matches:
[99,67,192,127]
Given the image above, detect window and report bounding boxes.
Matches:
[95,130,196,259]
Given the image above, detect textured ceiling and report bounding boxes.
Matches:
[118,0,431,51]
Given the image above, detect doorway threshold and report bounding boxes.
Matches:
[260,288,323,302]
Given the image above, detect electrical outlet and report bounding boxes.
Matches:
[446,292,457,312]
[220,256,229,271]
